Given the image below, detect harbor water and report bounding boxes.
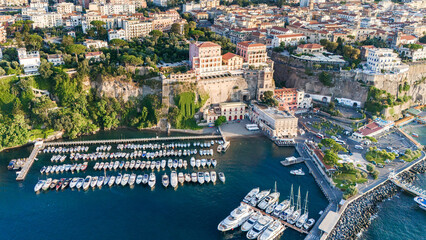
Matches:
[0,129,327,240]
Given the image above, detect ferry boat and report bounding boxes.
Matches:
[217,204,254,232]
[290,168,305,176]
[414,196,426,211]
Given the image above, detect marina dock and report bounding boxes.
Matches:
[389,176,426,198]
[240,202,309,235]
[16,135,224,181]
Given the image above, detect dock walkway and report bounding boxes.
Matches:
[43,135,223,147]
[389,177,426,198]
[240,202,309,235]
[16,143,42,181]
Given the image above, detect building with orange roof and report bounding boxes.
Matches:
[189,41,223,73]
[271,33,307,48]
[222,52,243,70]
[236,41,267,65]
[295,43,324,54]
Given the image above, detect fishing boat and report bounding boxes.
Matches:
[258,192,280,210]
[121,174,130,186]
[83,176,92,190]
[34,180,45,192]
[129,173,136,186]
[243,187,260,203]
[241,211,261,232]
[258,220,285,240]
[191,173,198,183]
[142,174,149,184]
[217,204,254,232]
[296,192,309,228]
[290,168,305,176]
[97,176,104,188]
[211,171,217,183]
[246,214,273,239]
[219,172,226,183]
[250,190,271,206]
[115,174,122,185]
[204,172,211,183]
[109,176,116,187]
[171,171,178,188]
[303,218,315,230]
[136,175,143,184]
[148,173,156,188]
[198,172,205,184]
[178,172,185,184]
[162,173,169,187]
[90,176,98,188]
[414,196,426,211]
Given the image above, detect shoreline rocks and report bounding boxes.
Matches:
[327,159,425,240]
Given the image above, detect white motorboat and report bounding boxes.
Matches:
[161,160,166,169]
[76,178,84,189]
[34,180,45,192]
[90,176,98,188]
[212,159,217,167]
[142,174,149,184]
[190,157,195,167]
[183,160,188,168]
[162,173,169,187]
[156,161,161,170]
[246,214,273,239]
[99,162,104,170]
[109,176,116,187]
[178,159,183,168]
[198,172,205,184]
[185,173,191,182]
[148,173,156,188]
[121,174,130,186]
[124,161,130,170]
[243,187,260,203]
[258,220,285,240]
[93,162,99,170]
[130,160,135,169]
[115,174,122,185]
[258,192,280,210]
[290,168,305,176]
[97,176,104,188]
[219,172,225,183]
[114,161,119,170]
[265,203,278,214]
[217,204,254,232]
[167,159,172,169]
[211,171,217,183]
[303,218,315,230]
[288,209,301,225]
[129,173,136,186]
[70,177,79,188]
[201,159,206,168]
[140,161,146,170]
[273,200,290,217]
[178,172,185,184]
[135,160,141,170]
[83,176,92,190]
[171,171,178,188]
[250,190,271,206]
[241,211,261,232]
[204,172,211,183]
[195,159,201,168]
[172,160,178,169]
[136,175,143,184]
[281,206,294,221]
[191,173,198,183]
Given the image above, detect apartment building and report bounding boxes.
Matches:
[18,48,40,74]
[83,39,108,49]
[0,0,27,6]
[108,29,126,41]
[99,4,136,15]
[0,26,6,43]
[28,13,63,29]
[54,2,76,14]
[248,103,298,139]
[47,54,64,66]
[189,41,223,73]
[222,52,243,70]
[123,20,152,40]
[236,41,267,65]
[271,34,306,47]
[153,0,167,7]
[366,48,406,73]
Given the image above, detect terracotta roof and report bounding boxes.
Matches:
[298,43,323,49]
[401,35,417,40]
[222,52,241,60]
[237,41,265,47]
[197,42,221,48]
[276,34,304,39]
[85,51,102,57]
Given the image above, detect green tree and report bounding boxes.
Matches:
[39,59,53,79]
[65,44,86,63]
[215,116,226,126]
[366,163,375,172]
[261,90,278,107]
[371,170,379,179]
[62,35,74,47]
[323,150,340,166]
[109,39,128,55]
[24,34,43,51]
[319,71,333,86]
[189,30,204,41]
[171,23,181,34]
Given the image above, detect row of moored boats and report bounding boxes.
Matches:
[42,146,89,154]
[40,162,88,174]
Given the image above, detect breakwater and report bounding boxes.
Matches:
[326,159,426,240]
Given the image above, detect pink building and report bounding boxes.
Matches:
[236,41,267,65]
[189,41,222,73]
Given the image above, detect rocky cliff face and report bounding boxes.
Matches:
[273,60,369,104]
[89,75,160,101]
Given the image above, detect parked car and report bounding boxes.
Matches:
[354,145,364,150]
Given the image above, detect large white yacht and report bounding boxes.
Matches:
[250,190,270,206]
[246,214,273,239]
[241,211,261,232]
[258,220,285,240]
[258,192,280,210]
[217,204,254,232]
[272,200,290,217]
[171,171,178,188]
[243,187,260,203]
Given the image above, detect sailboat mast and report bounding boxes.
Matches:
[296,186,301,211]
[290,184,294,207]
[304,191,309,215]
[274,181,277,193]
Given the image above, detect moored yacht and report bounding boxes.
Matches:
[83,176,92,190]
[34,180,45,192]
[162,173,169,188]
[250,190,270,206]
[90,176,98,188]
[219,172,225,183]
[243,187,260,203]
[121,174,130,186]
[303,218,315,230]
[241,211,261,232]
[178,172,185,184]
[136,175,143,184]
[129,173,136,186]
[246,214,273,239]
[109,176,116,187]
[115,174,122,185]
[148,173,156,188]
[217,204,254,232]
[211,171,217,183]
[70,177,78,188]
[258,220,285,240]
[204,172,211,183]
[198,172,205,184]
[258,192,280,210]
[142,174,149,184]
[272,200,290,217]
[190,157,195,167]
[171,171,178,188]
[191,173,198,183]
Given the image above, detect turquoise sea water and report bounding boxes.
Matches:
[0,130,328,240]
